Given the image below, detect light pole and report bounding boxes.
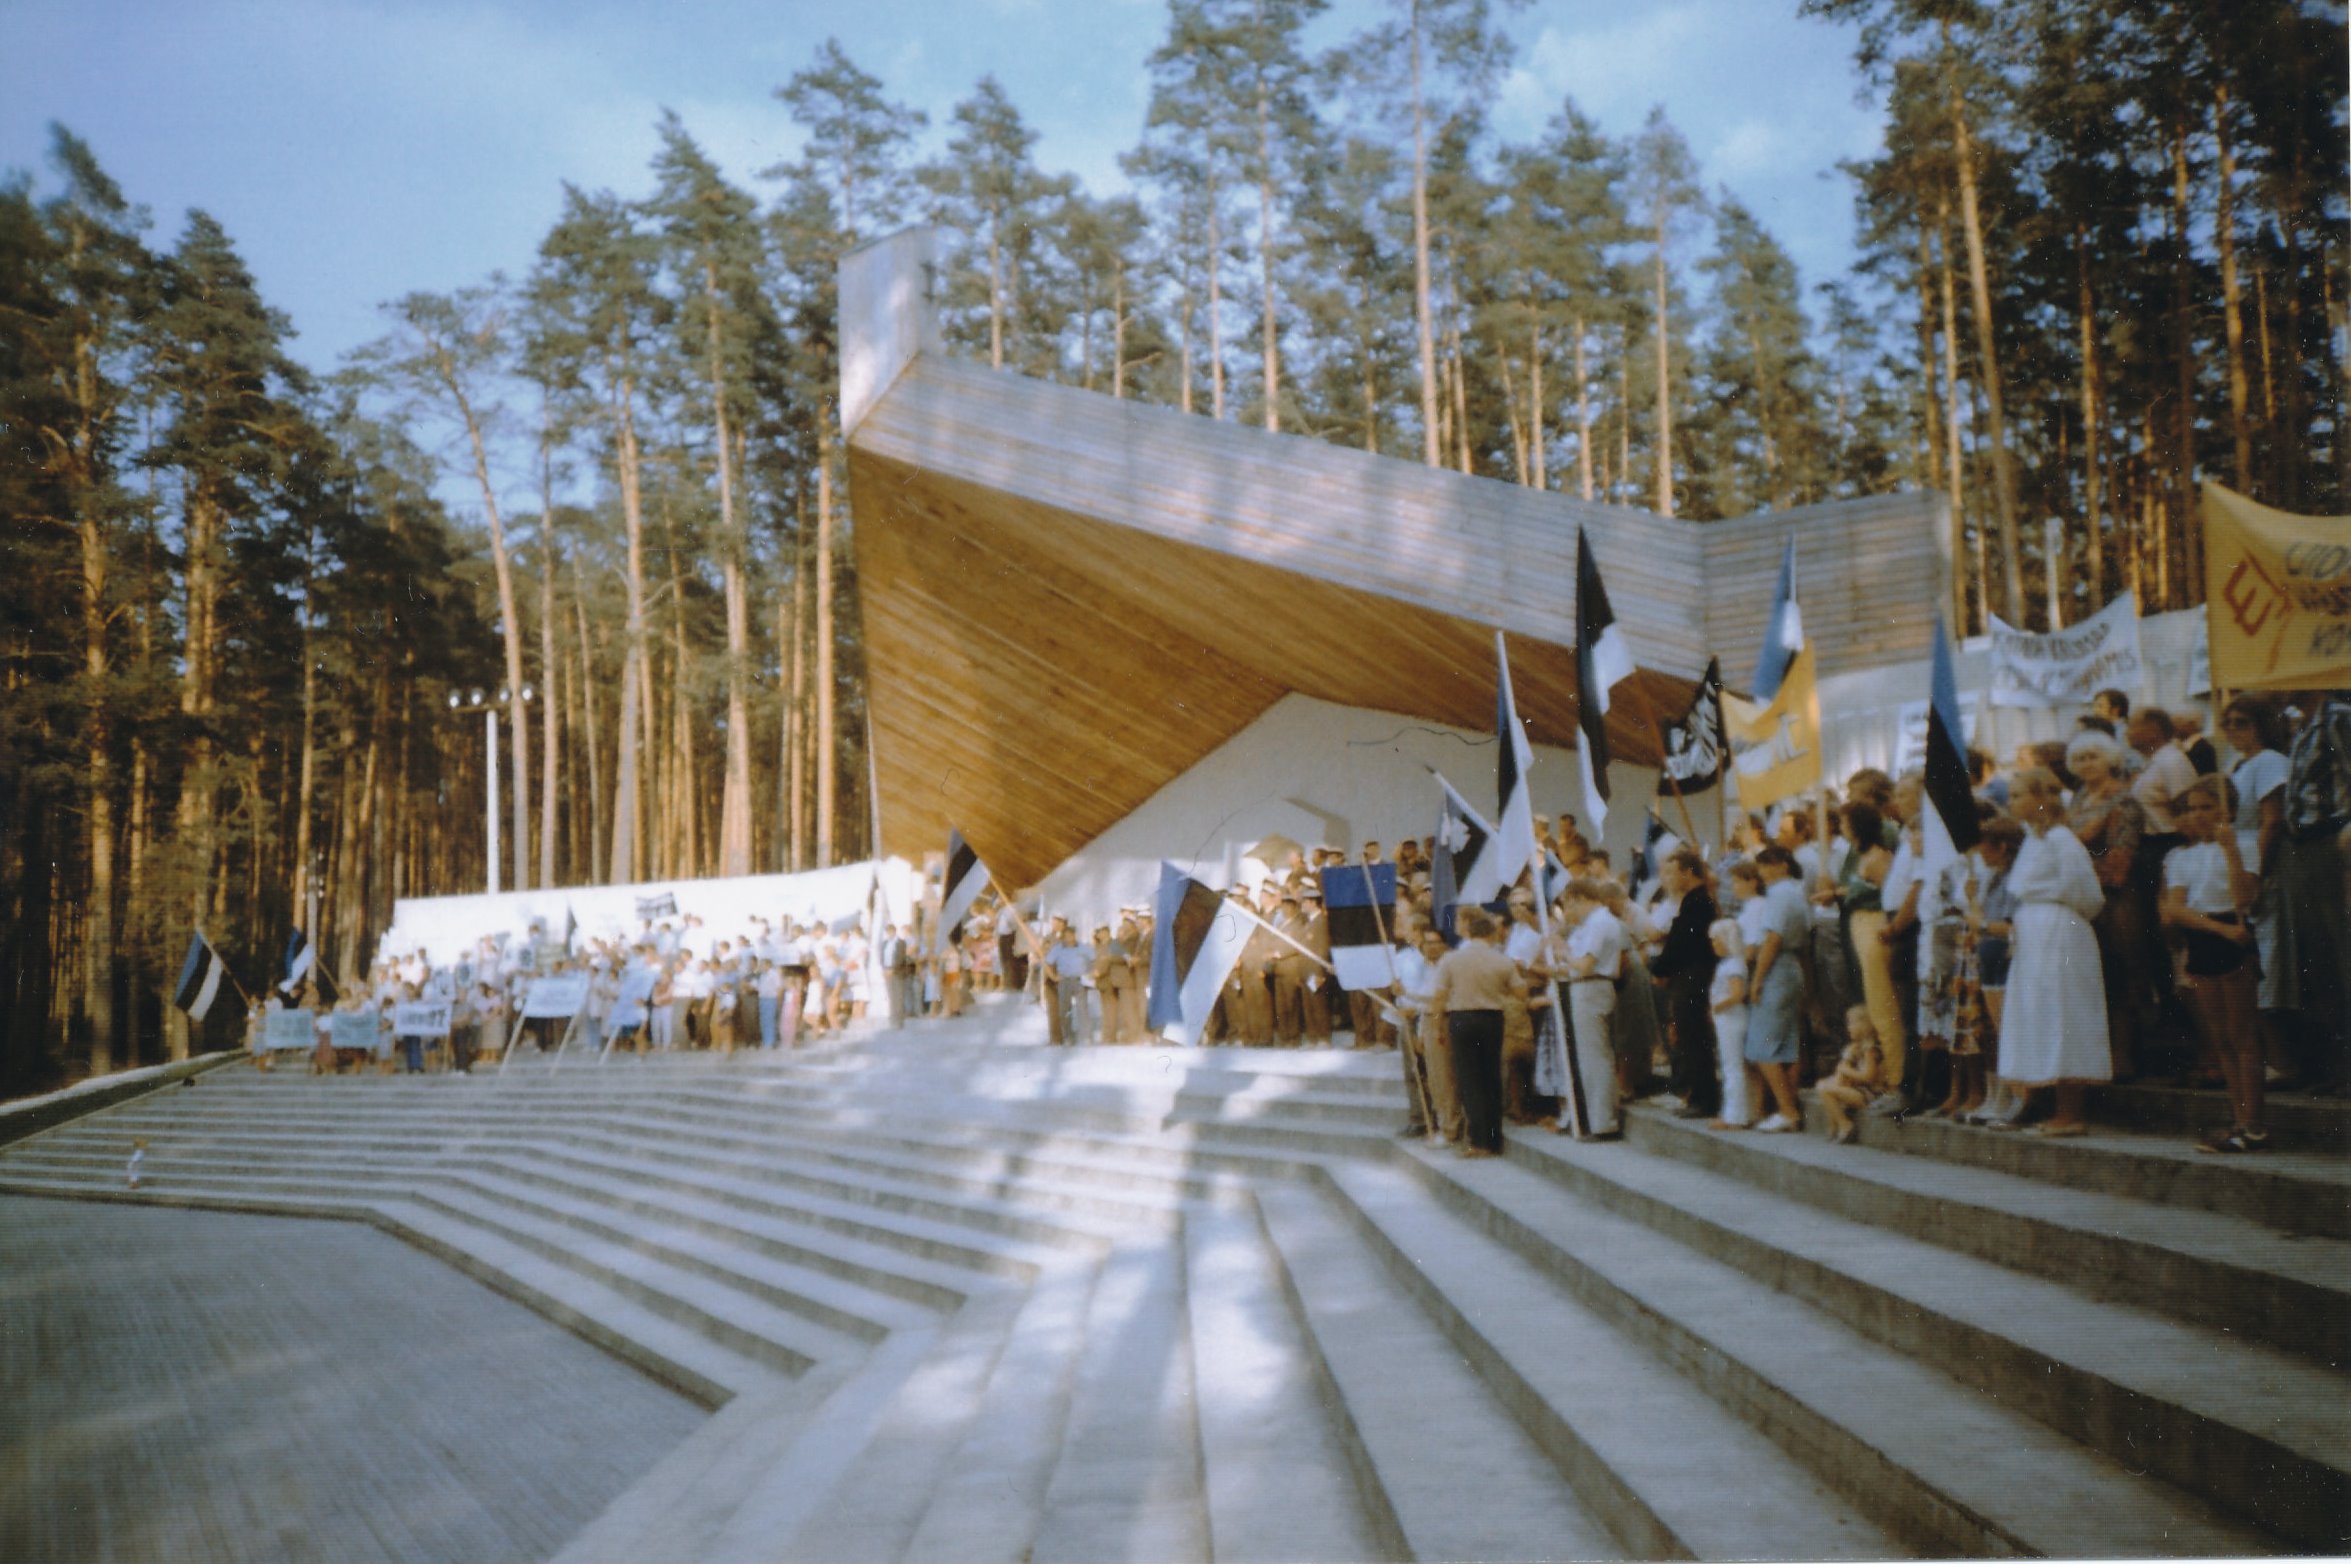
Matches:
[449,685,533,897]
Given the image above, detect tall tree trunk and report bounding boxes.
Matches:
[1254,32,1280,433]
[1409,1,1440,466]
[663,499,699,878]
[1944,45,2024,623]
[573,575,604,884]
[789,493,812,871]
[2213,85,2252,494]
[1112,258,1129,400]
[1936,207,1970,630]
[703,268,752,878]
[167,487,222,1062]
[1500,348,1528,486]
[77,382,116,1075]
[815,416,839,867]
[1178,280,1195,415]
[2075,226,2107,606]
[607,357,650,885]
[1529,323,1547,490]
[1913,244,1944,496]
[537,443,560,889]
[1652,212,1676,516]
[1574,321,1594,502]
[1208,183,1226,420]
[442,361,530,894]
[2170,124,2201,597]
[293,527,319,967]
[988,224,1005,370]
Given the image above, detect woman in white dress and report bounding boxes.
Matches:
[1706,919,1752,1129]
[1997,768,2112,1135]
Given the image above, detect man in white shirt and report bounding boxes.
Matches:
[1560,879,1627,1137]
[2129,707,2199,838]
[1392,929,1458,1141]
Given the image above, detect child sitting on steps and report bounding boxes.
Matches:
[1817,1006,1886,1145]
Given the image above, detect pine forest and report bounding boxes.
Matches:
[2,0,2345,1091]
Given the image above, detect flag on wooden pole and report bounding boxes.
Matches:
[934,830,990,954]
[1147,862,1254,1046]
[1753,537,1805,700]
[1575,528,1635,835]
[1922,614,1982,876]
[1494,631,1540,889]
[1432,773,1504,941]
[278,929,313,996]
[175,930,229,1022]
[1320,862,1399,991]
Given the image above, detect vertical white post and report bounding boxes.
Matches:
[2045,516,2065,630]
[486,705,502,898]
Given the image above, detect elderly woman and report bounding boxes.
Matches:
[1746,846,1812,1132]
[1999,768,2112,1134]
[2066,728,2151,1081]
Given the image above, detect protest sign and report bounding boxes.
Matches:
[522,973,590,1019]
[261,1008,314,1052]
[330,1012,384,1053]
[392,1001,452,1038]
[1988,592,2143,708]
[635,891,679,920]
[2202,483,2351,690]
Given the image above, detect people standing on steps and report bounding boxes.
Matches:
[1431,907,1526,1157]
[1746,847,1811,1133]
[1996,768,2113,1137]
[1649,849,1721,1120]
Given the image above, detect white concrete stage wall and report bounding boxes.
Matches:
[379,859,921,969]
[1026,693,1659,927]
[1810,606,2214,787]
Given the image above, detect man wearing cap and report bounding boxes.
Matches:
[1091,924,1132,1043]
[1270,885,1314,1045]
[1297,881,1334,1044]
[1231,884,1282,1045]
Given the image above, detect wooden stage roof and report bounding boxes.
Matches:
[842,230,1948,891]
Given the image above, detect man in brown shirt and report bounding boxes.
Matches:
[1432,907,1527,1154]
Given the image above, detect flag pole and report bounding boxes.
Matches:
[1531,877,1588,1140]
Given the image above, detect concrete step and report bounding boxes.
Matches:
[370,1195,782,1408]
[1251,1180,1626,1563]
[1182,1201,1389,1564]
[897,1255,1106,1563]
[1027,1239,1207,1564]
[508,1138,1063,1281]
[407,1184,861,1379]
[1170,1082,1406,1129]
[1625,1103,2351,1368]
[767,1284,1034,1564]
[2088,1080,2351,1153]
[1318,1161,1907,1561]
[1501,1123,2351,1548]
[1165,1114,1403,1161]
[442,1164,942,1341]
[1378,1145,2284,1558]
[1827,1106,2351,1238]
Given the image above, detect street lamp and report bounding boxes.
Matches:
[448,684,533,896]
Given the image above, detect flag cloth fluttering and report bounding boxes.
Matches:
[1320,862,1400,991]
[1494,631,1540,889]
[175,930,230,1022]
[1921,614,1983,876]
[1432,773,1504,942]
[1575,528,1635,836]
[1147,862,1257,1046]
[1628,812,1682,902]
[934,830,991,955]
[278,929,313,997]
[1752,537,1805,700]
[1661,657,1726,796]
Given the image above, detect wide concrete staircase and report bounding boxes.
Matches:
[4,997,2344,1561]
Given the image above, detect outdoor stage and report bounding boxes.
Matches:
[1,999,2341,1561]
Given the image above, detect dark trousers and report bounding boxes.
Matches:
[1666,974,1718,1114]
[1449,1009,1505,1152]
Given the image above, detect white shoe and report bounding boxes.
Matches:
[1755,1113,1797,1133]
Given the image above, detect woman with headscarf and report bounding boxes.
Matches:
[2066,728,2151,1081]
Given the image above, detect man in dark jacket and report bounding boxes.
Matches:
[1648,847,1721,1118]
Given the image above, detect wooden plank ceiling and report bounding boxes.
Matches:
[853,447,1689,891]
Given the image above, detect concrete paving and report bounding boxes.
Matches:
[4,1005,2343,1560]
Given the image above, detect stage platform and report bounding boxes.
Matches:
[3,996,2344,1560]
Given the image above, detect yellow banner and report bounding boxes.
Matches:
[2202,483,2351,690]
[1722,644,1823,809]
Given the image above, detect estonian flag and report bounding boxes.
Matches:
[1921,615,1982,875]
[1319,861,1399,991]
[1628,811,1682,901]
[1146,862,1257,1046]
[1753,537,1805,700]
[1494,631,1540,889]
[1537,848,1573,909]
[934,830,991,955]
[279,929,314,996]
[1432,773,1504,941]
[175,930,230,1022]
[1575,528,1635,836]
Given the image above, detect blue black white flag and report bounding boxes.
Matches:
[934,830,991,955]
[1628,812,1682,901]
[1319,862,1399,991]
[1576,529,1635,836]
[278,929,313,996]
[1432,773,1504,941]
[1495,631,1540,889]
[1922,615,1981,876]
[175,930,230,1022]
[1753,538,1805,700]
[1147,862,1256,1046]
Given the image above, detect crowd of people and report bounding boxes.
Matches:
[248,687,2349,1167]
[251,912,928,1073]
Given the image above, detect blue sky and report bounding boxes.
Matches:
[2,0,1885,377]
